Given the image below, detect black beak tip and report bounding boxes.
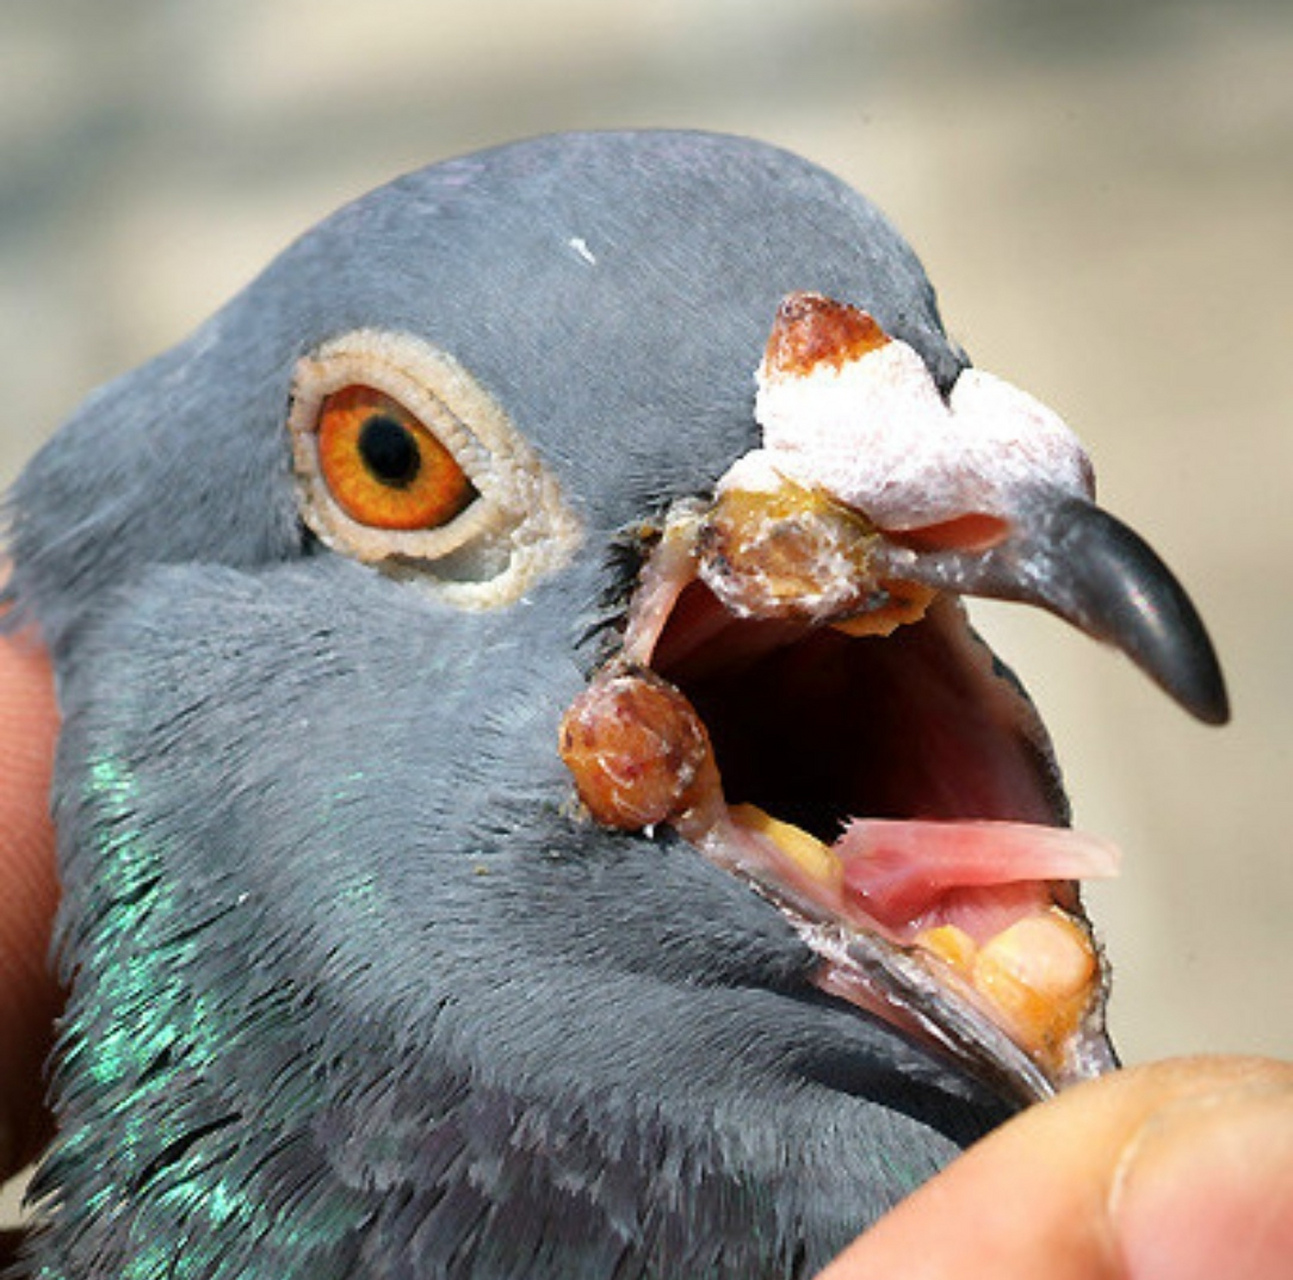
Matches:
[867,493,1231,726]
[1052,499,1230,727]
[1167,635,1230,726]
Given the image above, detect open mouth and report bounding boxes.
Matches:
[559,293,1227,1107]
[562,506,1119,1103]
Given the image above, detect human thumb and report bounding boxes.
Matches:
[817,1056,1293,1280]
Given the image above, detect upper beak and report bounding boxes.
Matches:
[735,290,1229,726]
[868,491,1229,726]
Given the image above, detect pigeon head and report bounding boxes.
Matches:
[5,131,1226,1277]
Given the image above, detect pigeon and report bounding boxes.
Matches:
[3,130,1227,1278]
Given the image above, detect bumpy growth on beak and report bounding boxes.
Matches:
[562,292,1227,1103]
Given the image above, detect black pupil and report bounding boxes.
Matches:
[358,414,422,487]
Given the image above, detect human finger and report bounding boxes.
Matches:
[817,1055,1293,1280]
[0,628,60,1181]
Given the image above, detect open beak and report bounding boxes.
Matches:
[559,293,1227,1108]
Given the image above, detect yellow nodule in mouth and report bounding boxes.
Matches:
[728,803,842,891]
[730,800,1104,1074]
[911,914,1100,1067]
[968,912,1100,1063]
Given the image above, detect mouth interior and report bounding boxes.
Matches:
[577,550,1118,1091]
[651,579,1068,843]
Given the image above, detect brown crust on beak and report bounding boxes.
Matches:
[763,292,890,378]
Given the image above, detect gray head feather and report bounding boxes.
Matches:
[8,132,1003,1280]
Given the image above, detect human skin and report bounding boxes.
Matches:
[1,633,1289,1278]
[818,1055,1293,1280]
[0,630,59,1180]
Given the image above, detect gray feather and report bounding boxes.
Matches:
[7,132,1003,1279]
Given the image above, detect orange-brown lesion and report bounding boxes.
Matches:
[762,291,891,378]
[558,667,716,829]
[698,481,935,633]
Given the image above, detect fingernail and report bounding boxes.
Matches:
[1110,1084,1293,1280]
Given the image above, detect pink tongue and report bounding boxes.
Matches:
[835,819,1120,933]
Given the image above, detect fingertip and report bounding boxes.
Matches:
[816,1058,1293,1280]
[1110,1069,1293,1280]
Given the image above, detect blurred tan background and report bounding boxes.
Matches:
[1,0,1289,1210]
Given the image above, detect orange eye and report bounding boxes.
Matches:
[315,385,478,531]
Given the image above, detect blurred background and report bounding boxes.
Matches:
[1,0,1290,1210]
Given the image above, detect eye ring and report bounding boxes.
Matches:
[287,329,582,610]
[316,384,478,531]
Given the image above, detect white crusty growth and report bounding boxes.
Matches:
[721,293,1094,532]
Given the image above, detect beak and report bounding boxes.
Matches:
[868,491,1229,725]
[560,292,1229,1105]
[738,290,1229,725]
